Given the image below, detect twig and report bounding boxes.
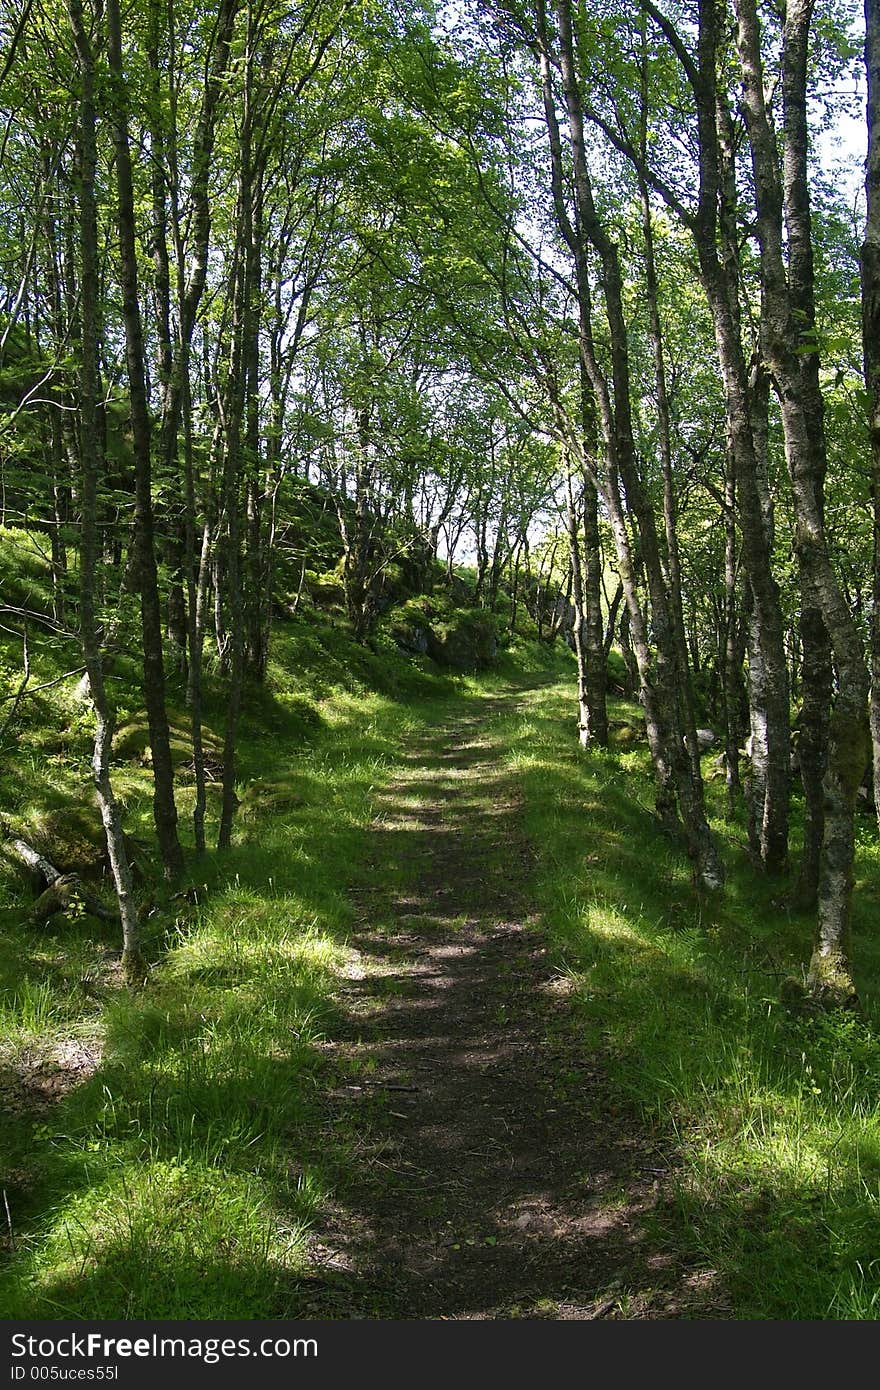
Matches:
[2,1187,15,1252]
[0,666,86,706]
[586,1295,618,1319]
[349,1081,421,1093]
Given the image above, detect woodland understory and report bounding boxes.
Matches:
[1,0,880,1321]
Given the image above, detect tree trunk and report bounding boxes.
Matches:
[105,0,184,882]
[565,467,591,747]
[67,0,142,981]
[721,463,744,819]
[547,0,722,888]
[581,470,608,745]
[862,0,880,838]
[218,33,260,850]
[692,0,791,873]
[639,165,701,780]
[797,602,832,906]
[735,0,870,998]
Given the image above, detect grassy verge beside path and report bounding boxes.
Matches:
[499,677,880,1320]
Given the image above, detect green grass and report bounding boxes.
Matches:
[3,531,880,1320]
[496,678,880,1320]
[0,595,476,1317]
[0,573,571,1318]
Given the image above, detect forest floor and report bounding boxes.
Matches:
[3,630,880,1320]
[297,693,723,1318]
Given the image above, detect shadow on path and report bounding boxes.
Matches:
[300,697,720,1319]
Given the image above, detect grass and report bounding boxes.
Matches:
[0,594,432,1315]
[496,678,880,1320]
[2,524,880,1319]
[0,574,570,1317]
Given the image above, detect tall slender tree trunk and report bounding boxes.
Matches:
[244,180,265,677]
[183,374,208,855]
[638,165,701,780]
[735,0,870,998]
[778,0,833,908]
[67,0,142,980]
[862,0,880,836]
[721,466,746,819]
[146,0,239,848]
[692,0,791,873]
[105,0,184,882]
[565,467,591,748]
[546,0,722,888]
[581,468,608,745]
[218,32,260,850]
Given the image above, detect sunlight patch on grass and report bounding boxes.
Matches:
[5,1159,319,1319]
[501,674,880,1319]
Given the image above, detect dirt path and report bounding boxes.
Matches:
[301,695,720,1319]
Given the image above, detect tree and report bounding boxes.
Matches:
[66,0,143,981]
[104,0,184,881]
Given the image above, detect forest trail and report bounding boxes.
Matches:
[300,691,721,1319]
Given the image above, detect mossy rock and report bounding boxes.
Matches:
[23,804,109,877]
[18,803,146,882]
[608,719,647,748]
[12,800,147,884]
[606,648,634,694]
[390,622,430,656]
[240,776,310,816]
[427,610,499,672]
[309,570,346,609]
[276,693,325,733]
[114,713,221,767]
[387,593,454,634]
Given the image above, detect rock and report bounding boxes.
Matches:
[426,612,498,671]
[17,803,147,883]
[241,776,307,813]
[608,719,647,748]
[392,622,430,656]
[23,804,109,879]
[696,728,715,753]
[114,713,222,768]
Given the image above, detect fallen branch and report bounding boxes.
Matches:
[9,836,59,884]
[6,837,119,923]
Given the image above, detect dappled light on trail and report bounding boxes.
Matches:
[298,695,722,1319]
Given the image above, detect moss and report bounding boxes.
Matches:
[114,713,222,767]
[608,719,647,749]
[275,692,325,733]
[308,570,346,609]
[239,776,310,816]
[828,708,872,798]
[18,803,108,878]
[807,946,859,1010]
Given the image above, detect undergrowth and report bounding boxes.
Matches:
[498,679,880,1320]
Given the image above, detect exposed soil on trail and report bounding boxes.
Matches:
[301,696,724,1319]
